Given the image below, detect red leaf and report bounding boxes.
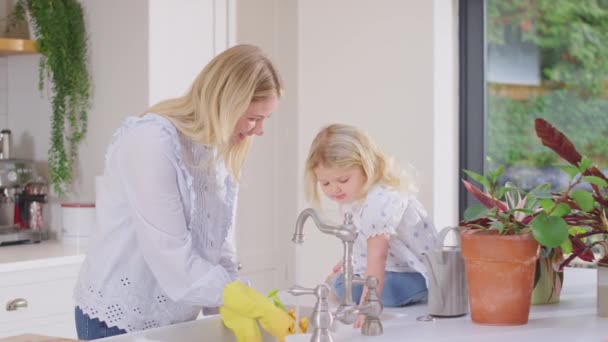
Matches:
[534,118,582,166]
[594,194,608,207]
[521,214,535,225]
[571,238,596,262]
[459,217,492,228]
[462,179,508,212]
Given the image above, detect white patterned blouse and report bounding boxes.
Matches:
[342,185,438,285]
[73,114,239,332]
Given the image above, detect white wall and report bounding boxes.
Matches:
[0,58,7,128]
[297,0,438,286]
[148,0,216,105]
[237,0,460,287]
[235,0,299,288]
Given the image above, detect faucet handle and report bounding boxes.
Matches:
[360,276,383,336]
[364,276,379,296]
[287,285,317,297]
[287,284,334,342]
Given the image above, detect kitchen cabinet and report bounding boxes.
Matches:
[0,241,85,339]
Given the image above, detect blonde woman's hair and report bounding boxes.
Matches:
[304,124,417,204]
[144,44,283,179]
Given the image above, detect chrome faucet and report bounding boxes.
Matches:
[292,208,384,334]
[293,208,359,322]
[287,276,383,341]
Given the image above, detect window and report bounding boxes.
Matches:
[459,0,608,217]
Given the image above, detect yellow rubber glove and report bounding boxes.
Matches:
[223,281,294,342]
[287,309,309,333]
[219,306,262,342]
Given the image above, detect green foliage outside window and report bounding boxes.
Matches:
[486,0,608,169]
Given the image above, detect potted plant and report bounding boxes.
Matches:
[534,118,608,315]
[533,118,608,268]
[459,166,566,325]
[460,118,608,325]
[13,0,91,195]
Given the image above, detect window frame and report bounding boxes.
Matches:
[458,0,486,218]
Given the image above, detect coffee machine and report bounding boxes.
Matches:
[0,130,48,245]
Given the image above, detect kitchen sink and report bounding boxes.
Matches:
[99,305,404,342]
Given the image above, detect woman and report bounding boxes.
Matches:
[73,44,290,340]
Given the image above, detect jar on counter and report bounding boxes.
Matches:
[19,178,48,230]
[61,202,95,245]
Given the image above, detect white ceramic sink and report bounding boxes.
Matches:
[99,305,404,342]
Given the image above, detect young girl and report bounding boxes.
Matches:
[304,124,438,326]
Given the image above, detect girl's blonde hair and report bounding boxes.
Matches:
[144,44,283,179]
[304,124,417,204]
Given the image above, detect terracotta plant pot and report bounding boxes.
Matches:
[461,229,540,325]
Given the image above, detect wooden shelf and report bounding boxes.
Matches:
[0,38,38,56]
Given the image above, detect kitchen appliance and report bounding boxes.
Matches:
[0,159,48,246]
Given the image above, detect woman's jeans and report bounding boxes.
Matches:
[332,271,428,307]
[75,306,127,340]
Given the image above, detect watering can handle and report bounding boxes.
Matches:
[437,226,461,248]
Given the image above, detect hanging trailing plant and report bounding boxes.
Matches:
[14,0,91,195]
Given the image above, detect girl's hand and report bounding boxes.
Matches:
[325,260,343,283]
[332,260,342,274]
[353,315,365,329]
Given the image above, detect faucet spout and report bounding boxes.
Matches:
[293,208,342,243]
[292,208,362,325]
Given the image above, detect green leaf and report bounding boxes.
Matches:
[578,157,593,172]
[571,190,595,212]
[511,208,534,215]
[496,187,509,200]
[498,212,510,220]
[582,176,608,188]
[531,213,569,248]
[463,204,490,221]
[491,221,505,234]
[528,183,553,199]
[539,198,555,212]
[559,165,580,180]
[550,203,571,217]
[463,170,491,192]
[568,226,587,235]
[560,238,573,254]
[487,166,505,183]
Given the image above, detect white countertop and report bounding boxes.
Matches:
[0,240,86,272]
[99,267,608,342]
